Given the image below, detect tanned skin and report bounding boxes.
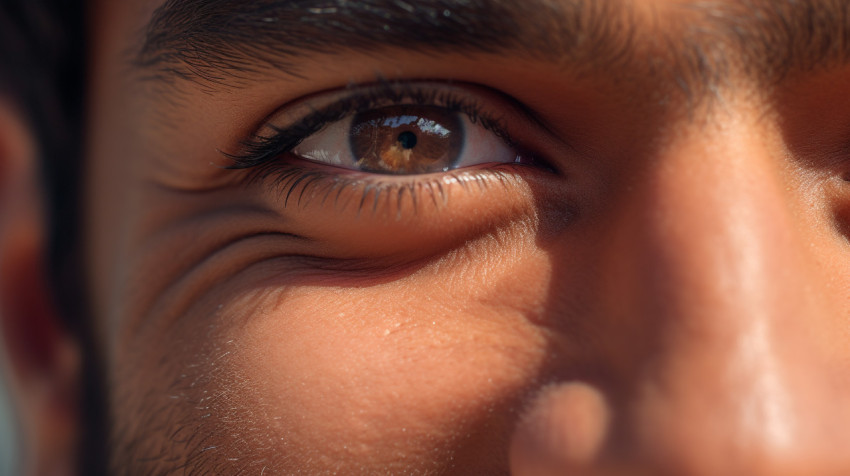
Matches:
[6,0,850,474]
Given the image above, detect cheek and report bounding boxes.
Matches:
[212,241,553,471]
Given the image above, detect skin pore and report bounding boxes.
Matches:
[77,0,850,474]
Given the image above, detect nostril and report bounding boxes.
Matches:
[509,382,611,474]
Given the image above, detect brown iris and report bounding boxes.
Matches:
[349,106,463,174]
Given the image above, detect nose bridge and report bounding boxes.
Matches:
[632,115,799,323]
[604,111,811,332]
[596,112,838,470]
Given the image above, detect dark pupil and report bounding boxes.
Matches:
[397,131,417,149]
[349,106,463,174]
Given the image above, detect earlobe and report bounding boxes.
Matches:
[0,99,80,476]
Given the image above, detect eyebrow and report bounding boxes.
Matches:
[718,0,850,79]
[135,0,850,94]
[135,0,608,84]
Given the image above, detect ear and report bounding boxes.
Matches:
[0,98,80,476]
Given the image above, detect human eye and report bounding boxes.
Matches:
[226,81,554,212]
[289,87,534,175]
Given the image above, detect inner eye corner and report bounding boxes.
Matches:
[514,148,560,176]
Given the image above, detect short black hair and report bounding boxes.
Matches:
[0,1,106,473]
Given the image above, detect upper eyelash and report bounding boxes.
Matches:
[224,81,516,172]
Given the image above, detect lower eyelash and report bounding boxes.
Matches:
[246,160,523,218]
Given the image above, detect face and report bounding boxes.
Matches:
[84,0,850,474]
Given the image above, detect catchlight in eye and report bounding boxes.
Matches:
[350,106,464,174]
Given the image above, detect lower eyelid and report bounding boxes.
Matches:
[251,159,541,212]
[251,162,556,259]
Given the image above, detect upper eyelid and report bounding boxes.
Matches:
[267,81,521,134]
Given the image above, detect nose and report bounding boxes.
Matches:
[510,112,850,475]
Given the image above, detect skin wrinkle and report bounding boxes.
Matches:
[109,226,550,473]
[77,0,850,474]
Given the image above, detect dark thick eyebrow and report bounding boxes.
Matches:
[135,0,850,94]
[134,0,629,85]
[711,0,850,80]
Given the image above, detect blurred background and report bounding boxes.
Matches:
[0,372,17,475]
[1,1,82,474]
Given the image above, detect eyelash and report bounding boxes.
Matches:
[226,82,542,214]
